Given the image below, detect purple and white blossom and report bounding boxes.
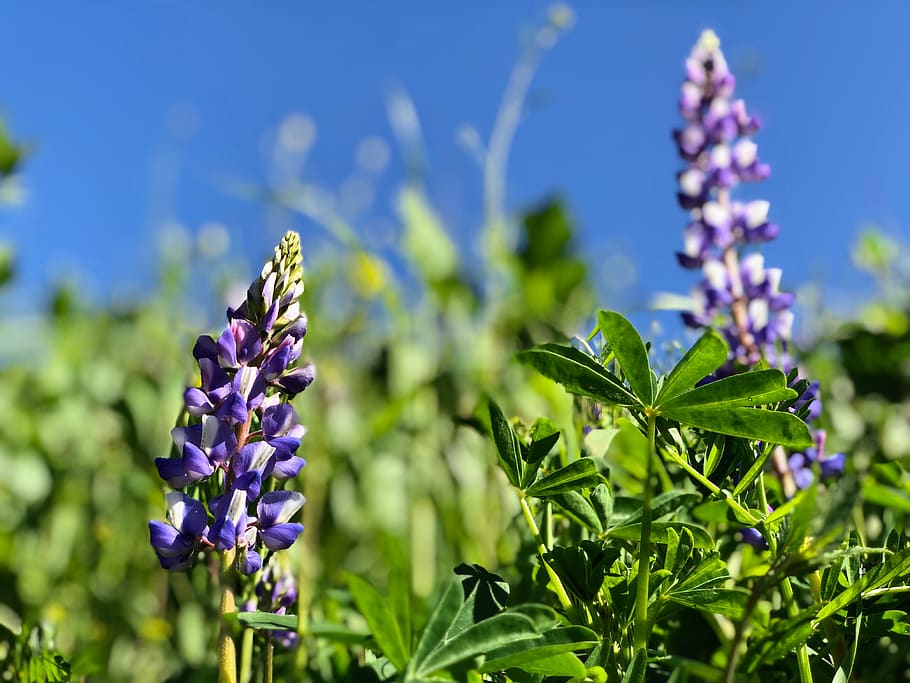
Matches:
[149,231,311,575]
[149,492,209,571]
[673,33,846,526]
[674,30,790,371]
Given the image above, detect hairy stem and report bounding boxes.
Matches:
[633,412,658,653]
[219,551,238,683]
[519,494,573,612]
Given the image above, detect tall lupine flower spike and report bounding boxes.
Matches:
[673,33,844,508]
[149,230,313,577]
[674,29,791,371]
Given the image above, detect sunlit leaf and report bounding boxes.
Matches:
[660,404,812,448]
[656,330,728,404]
[608,521,713,549]
[598,310,654,405]
[525,458,604,497]
[488,399,523,488]
[517,343,638,406]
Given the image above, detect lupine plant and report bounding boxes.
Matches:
[673,29,845,502]
[332,30,910,683]
[149,231,312,682]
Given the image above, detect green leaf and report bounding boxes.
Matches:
[550,491,604,534]
[666,588,749,618]
[598,310,654,405]
[527,419,560,464]
[517,344,638,406]
[449,563,511,636]
[814,547,910,622]
[488,399,523,488]
[615,490,702,526]
[608,521,713,549]
[496,651,587,677]
[657,330,728,404]
[590,482,613,528]
[415,613,540,676]
[621,649,647,683]
[390,565,412,655]
[307,621,370,644]
[660,404,813,448]
[702,434,724,478]
[660,369,795,411]
[229,611,298,631]
[521,419,561,489]
[477,625,598,675]
[732,444,777,496]
[862,481,910,514]
[525,458,604,497]
[411,576,463,669]
[349,574,409,670]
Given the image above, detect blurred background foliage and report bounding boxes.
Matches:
[1,17,909,681]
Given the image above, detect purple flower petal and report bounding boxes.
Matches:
[218,326,239,368]
[272,455,305,480]
[820,452,846,479]
[182,443,215,480]
[184,387,214,416]
[275,364,315,396]
[149,521,189,557]
[260,523,304,551]
[193,335,219,362]
[258,490,305,527]
[155,458,192,488]
[167,492,209,538]
[241,548,262,575]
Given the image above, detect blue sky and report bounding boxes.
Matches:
[1,3,907,328]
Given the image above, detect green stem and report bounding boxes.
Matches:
[265,633,274,683]
[779,576,813,683]
[519,494,573,612]
[660,446,760,527]
[633,412,657,653]
[239,628,253,683]
[219,551,238,683]
[722,582,764,683]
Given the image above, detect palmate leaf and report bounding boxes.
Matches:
[516,343,638,406]
[660,555,748,619]
[607,521,713,549]
[597,310,654,405]
[814,546,910,622]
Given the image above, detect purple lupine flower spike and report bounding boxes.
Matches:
[674,30,790,372]
[673,34,846,541]
[150,231,313,576]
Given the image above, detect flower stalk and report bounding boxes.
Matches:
[148,231,314,677]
